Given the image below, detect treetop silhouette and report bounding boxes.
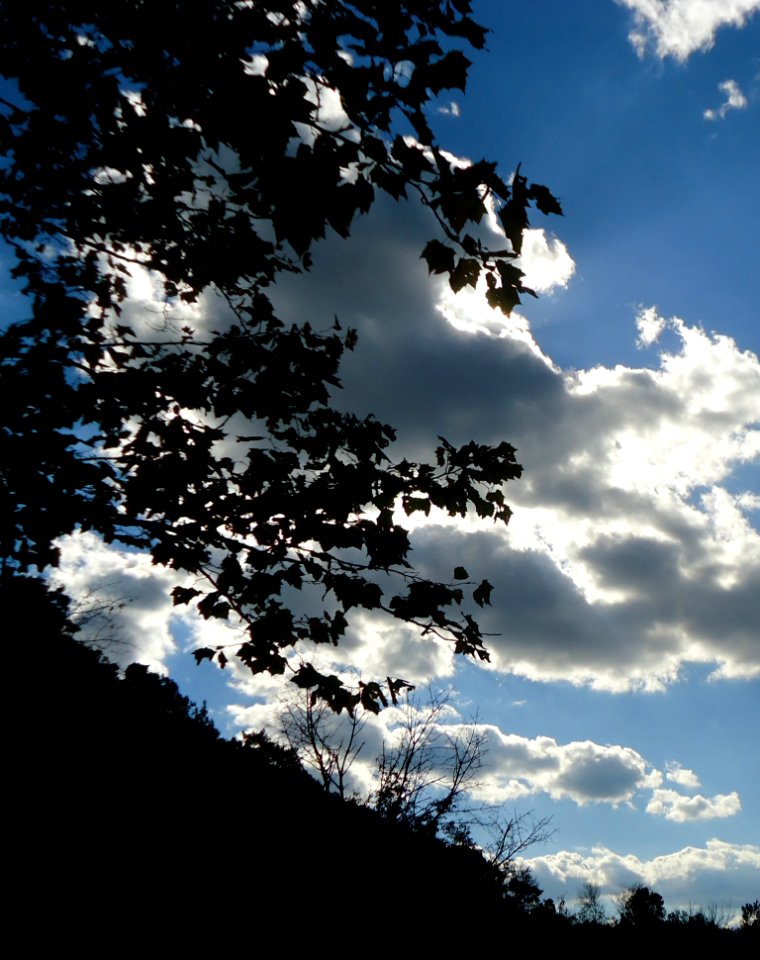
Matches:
[0,0,561,711]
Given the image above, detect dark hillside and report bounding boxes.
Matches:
[13,578,756,952]
[16,578,511,949]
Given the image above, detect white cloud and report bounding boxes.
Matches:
[219,606,457,716]
[473,732,662,806]
[527,839,760,908]
[636,304,667,346]
[50,531,184,672]
[646,787,741,821]
[301,77,355,136]
[99,254,203,337]
[433,227,573,357]
[518,230,576,294]
[436,100,461,117]
[122,88,147,117]
[666,760,701,788]
[230,689,725,818]
[704,79,748,120]
[617,0,760,61]
[333,612,457,683]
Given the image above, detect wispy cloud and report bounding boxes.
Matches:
[704,79,748,120]
[617,0,760,61]
[666,760,701,788]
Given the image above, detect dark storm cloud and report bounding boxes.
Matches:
[262,191,760,689]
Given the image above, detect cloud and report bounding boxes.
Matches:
[518,230,576,294]
[636,304,666,346]
[646,787,741,821]
[617,0,760,61]
[49,531,184,671]
[436,100,461,117]
[229,689,732,821]
[330,612,457,683]
[552,741,660,803]
[704,79,748,120]
[381,298,760,690]
[203,190,760,694]
[473,732,662,806]
[526,839,760,908]
[52,177,760,697]
[666,760,701,788]
[230,682,750,909]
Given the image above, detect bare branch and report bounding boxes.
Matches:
[278,689,366,798]
[480,809,556,869]
[273,683,553,869]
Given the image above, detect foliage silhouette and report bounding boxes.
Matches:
[618,885,666,928]
[576,880,607,925]
[739,901,760,946]
[0,0,562,710]
[741,900,760,929]
[504,864,544,913]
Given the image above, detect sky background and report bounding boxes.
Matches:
[25,0,759,915]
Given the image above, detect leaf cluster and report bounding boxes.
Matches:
[0,1,560,708]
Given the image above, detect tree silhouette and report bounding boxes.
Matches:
[502,864,544,916]
[277,688,368,797]
[0,1,561,708]
[576,880,608,925]
[741,900,760,929]
[371,689,486,834]
[618,885,666,928]
[275,685,553,864]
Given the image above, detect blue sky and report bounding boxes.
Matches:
[461,0,760,368]
[26,0,759,914]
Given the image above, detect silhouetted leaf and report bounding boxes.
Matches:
[173,586,202,606]
[486,284,520,315]
[528,183,563,216]
[473,579,494,607]
[387,676,416,705]
[421,239,456,275]
[450,257,480,292]
[193,648,216,665]
[424,50,471,93]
